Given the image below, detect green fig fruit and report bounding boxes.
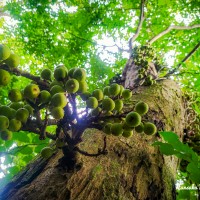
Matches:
[50,85,65,96]
[135,101,149,115]
[8,89,23,102]
[122,129,133,138]
[0,129,12,140]
[9,102,24,110]
[24,105,34,115]
[54,66,67,81]
[0,44,10,60]
[86,97,98,109]
[125,112,141,127]
[15,108,29,123]
[4,53,20,68]
[0,69,11,86]
[51,107,64,119]
[92,89,104,101]
[0,115,9,131]
[103,86,110,96]
[9,119,21,132]
[24,84,40,100]
[103,123,112,135]
[135,123,144,133]
[102,98,115,112]
[51,93,68,108]
[122,89,132,99]
[41,68,53,81]
[78,81,87,93]
[39,90,51,104]
[114,99,123,112]
[111,123,123,136]
[73,68,86,81]
[109,83,120,97]
[143,122,157,135]
[65,79,79,94]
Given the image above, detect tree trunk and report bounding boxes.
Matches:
[0,59,185,200]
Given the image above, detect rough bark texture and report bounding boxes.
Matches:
[0,57,186,200]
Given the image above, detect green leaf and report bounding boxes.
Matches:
[159,143,176,155]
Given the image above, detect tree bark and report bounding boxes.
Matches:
[0,60,185,200]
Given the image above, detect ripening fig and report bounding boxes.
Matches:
[125,112,141,127]
[0,129,12,140]
[9,119,21,132]
[65,79,79,93]
[0,44,10,60]
[50,85,65,96]
[8,89,23,102]
[73,68,86,81]
[114,99,123,112]
[41,68,53,81]
[102,98,115,112]
[143,122,157,135]
[54,66,68,81]
[51,93,68,108]
[0,69,11,86]
[41,147,53,159]
[51,107,64,119]
[111,123,123,136]
[86,97,98,109]
[0,115,9,131]
[122,129,133,138]
[122,89,132,99]
[108,83,120,97]
[92,89,104,101]
[4,53,20,68]
[39,90,51,104]
[24,84,40,100]
[16,108,29,123]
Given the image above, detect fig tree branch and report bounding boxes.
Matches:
[165,41,200,77]
[128,0,146,50]
[149,24,200,44]
[0,64,49,89]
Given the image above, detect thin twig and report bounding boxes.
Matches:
[128,0,146,50]
[165,41,200,77]
[149,24,200,44]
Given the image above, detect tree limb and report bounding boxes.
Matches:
[0,64,50,89]
[149,24,200,44]
[128,0,146,50]
[165,41,200,77]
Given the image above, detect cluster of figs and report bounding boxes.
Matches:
[0,44,157,144]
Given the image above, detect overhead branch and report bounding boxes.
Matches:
[128,0,146,50]
[149,24,200,44]
[0,64,49,89]
[68,32,129,52]
[165,41,200,77]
